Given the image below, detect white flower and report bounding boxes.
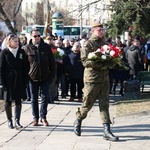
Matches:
[100,45,109,54]
[57,48,65,57]
[109,50,116,57]
[103,45,109,51]
[101,55,107,59]
[95,48,101,52]
[88,52,96,59]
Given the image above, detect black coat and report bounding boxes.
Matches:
[66,51,84,79]
[126,45,143,75]
[0,47,28,101]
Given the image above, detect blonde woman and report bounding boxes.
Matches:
[0,34,28,129]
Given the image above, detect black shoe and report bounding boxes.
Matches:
[62,96,66,99]
[26,98,31,101]
[69,98,74,101]
[103,132,119,141]
[14,105,23,129]
[119,91,124,96]
[5,106,13,129]
[74,119,82,136]
[49,100,54,104]
[8,120,14,129]
[54,98,60,101]
[15,119,23,129]
[119,93,124,96]
[103,123,119,141]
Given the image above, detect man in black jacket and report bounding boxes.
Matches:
[126,38,143,80]
[23,28,55,126]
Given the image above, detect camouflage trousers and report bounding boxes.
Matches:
[76,81,111,124]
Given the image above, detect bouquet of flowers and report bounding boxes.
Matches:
[52,48,65,61]
[87,44,127,70]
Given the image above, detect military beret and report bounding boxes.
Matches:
[91,22,103,28]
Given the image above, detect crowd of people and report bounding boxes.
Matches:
[0,22,150,142]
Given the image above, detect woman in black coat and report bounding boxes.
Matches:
[0,34,28,129]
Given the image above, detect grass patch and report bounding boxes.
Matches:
[115,92,150,116]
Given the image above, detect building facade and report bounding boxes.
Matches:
[21,0,112,26]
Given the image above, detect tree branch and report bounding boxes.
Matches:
[0,17,4,20]
[0,2,15,33]
[64,0,101,17]
[14,0,23,17]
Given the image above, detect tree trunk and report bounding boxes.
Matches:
[0,3,16,34]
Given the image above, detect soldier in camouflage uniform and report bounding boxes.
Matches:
[73,23,119,141]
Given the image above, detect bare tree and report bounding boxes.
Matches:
[0,0,23,34]
[21,1,46,26]
[35,2,44,25]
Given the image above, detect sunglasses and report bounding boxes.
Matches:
[33,35,41,38]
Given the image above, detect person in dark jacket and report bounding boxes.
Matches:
[110,38,130,96]
[21,36,31,101]
[0,34,28,129]
[54,39,66,99]
[126,38,143,80]
[66,42,84,102]
[23,28,55,126]
[62,39,72,97]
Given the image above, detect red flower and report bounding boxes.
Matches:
[87,44,128,70]
[51,48,58,53]
[108,44,121,58]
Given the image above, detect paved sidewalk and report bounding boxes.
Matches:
[0,97,150,150]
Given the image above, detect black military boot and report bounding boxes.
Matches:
[74,119,82,136]
[15,105,23,129]
[103,123,119,141]
[5,105,13,129]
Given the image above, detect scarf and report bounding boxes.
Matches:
[8,46,18,57]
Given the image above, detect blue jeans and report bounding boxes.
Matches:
[26,83,31,100]
[29,80,50,120]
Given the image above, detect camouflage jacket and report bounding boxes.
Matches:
[81,35,109,83]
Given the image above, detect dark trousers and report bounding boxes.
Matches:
[69,78,83,98]
[5,99,22,106]
[26,83,31,100]
[59,73,66,97]
[65,75,70,96]
[29,80,50,120]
